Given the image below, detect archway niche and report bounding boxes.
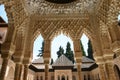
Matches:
[114,65,120,80]
[33,34,44,60]
[51,33,74,62]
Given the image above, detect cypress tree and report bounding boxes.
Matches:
[87,40,94,60]
[37,41,44,57]
[80,40,86,56]
[65,42,74,63]
[50,58,54,65]
[57,46,64,58]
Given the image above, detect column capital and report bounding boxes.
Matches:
[22,58,30,65]
[94,55,105,64]
[44,58,50,64]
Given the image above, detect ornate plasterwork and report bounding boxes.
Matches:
[24,0,101,15]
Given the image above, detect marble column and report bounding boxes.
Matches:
[105,62,117,80]
[23,64,29,80]
[77,63,82,80]
[98,64,107,80]
[14,63,22,80]
[74,39,82,80]
[45,64,49,80]
[0,58,9,80]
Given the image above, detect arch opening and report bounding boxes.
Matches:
[0,4,8,23]
[51,33,74,62]
[80,33,94,60]
[33,34,44,60]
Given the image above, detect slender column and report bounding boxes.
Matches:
[98,64,107,80]
[76,63,82,80]
[23,64,29,80]
[44,61,49,80]
[74,39,82,80]
[14,63,22,80]
[105,62,117,80]
[0,58,9,80]
[94,55,107,80]
[43,40,51,80]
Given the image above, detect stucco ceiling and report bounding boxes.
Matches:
[24,0,102,16]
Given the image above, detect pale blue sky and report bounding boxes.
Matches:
[0,5,8,23]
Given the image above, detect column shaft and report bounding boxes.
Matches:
[98,64,107,80]
[0,58,9,80]
[105,63,117,80]
[77,64,82,80]
[14,63,22,80]
[23,65,29,80]
[45,64,49,80]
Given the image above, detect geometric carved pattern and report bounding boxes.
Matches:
[24,0,101,15]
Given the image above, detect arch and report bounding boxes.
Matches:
[6,67,14,80]
[114,65,120,80]
[51,33,74,61]
[32,29,45,44]
[49,29,74,41]
[32,34,44,60]
[79,28,95,43]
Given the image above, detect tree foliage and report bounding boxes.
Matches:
[56,42,74,63]
[57,46,64,58]
[37,41,44,57]
[87,40,94,60]
[65,42,74,63]
[80,40,86,56]
[50,58,54,65]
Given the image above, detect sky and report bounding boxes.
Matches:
[0,5,8,23]
[1,4,120,61]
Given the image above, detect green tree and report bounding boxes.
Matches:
[57,46,64,58]
[87,40,94,60]
[50,58,54,65]
[80,40,86,56]
[37,41,44,57]
[65,42,74,63]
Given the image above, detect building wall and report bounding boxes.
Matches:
[90,68,100,80]
[0,57,120,80]
[28,69,36,80]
